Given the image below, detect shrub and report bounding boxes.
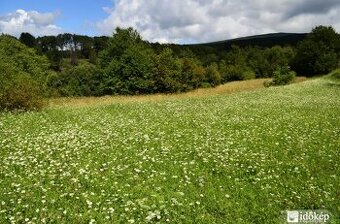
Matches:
[102,45,155,95]
[0,35,49,111]
[0,62,44,111]
[204,63,222,87]
[222,64,256,82]
[48,61,104,96]
[331,69,340,79]
[180,57,205,91]
[329,69,340,80]
[98,28,156,95]
[152,48,183,93]
[265,65,296,87]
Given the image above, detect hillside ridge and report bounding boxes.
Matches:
[183,32,308,48]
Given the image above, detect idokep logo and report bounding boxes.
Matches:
[287,211,299,223]
[286,210,331,223]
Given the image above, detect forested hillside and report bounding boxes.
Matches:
[186,33,307,48]
[1,25,340,111]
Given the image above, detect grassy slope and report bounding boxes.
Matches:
[0,77,339,223]
[48,77,306,108]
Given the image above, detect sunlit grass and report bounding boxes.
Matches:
[48,77,307,108]
[0,76,338,224]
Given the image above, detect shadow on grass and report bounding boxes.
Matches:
[326,82,340,88]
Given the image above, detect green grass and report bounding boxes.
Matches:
[0,77,339,223]
[329,69,340,80]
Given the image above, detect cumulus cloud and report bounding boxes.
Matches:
[0,9,61,37]
[97,0,340,43]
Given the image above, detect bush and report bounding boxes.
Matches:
[204,63,222,87]
[265,66,296,87]
[0,62,44,111]
[48,61,104,96]
[98,28,156,95]
[180,57,205,91]
[102,45,155,95]
[263,80,272,88]
[221,64,256,82]
[0,35,49,111]
[152,48,183,93]
[329,69,340,80]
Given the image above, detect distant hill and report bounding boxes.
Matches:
[184,33,308,49]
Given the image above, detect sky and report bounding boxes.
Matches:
[0,0,340,44]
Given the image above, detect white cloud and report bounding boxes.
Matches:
[0,9,62,37]
[97,0,340,43]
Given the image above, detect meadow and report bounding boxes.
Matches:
[0,76,339,223]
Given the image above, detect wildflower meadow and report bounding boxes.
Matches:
[0,77,339,223]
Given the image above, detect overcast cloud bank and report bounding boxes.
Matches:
[1,1,340,43]
[96,0,340,43]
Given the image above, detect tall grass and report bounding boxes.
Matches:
[48,77,307,108]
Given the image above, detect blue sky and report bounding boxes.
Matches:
[1,0,340,44]
[0,0,111,36]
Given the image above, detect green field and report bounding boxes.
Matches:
[0,76,339,223]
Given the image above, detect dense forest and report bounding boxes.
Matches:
[1,25,340,111]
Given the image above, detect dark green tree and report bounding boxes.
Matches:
[264,46,295,77]
[180,57,205,91]
[246,46,269,78]
[19,32,36,48]
[204,63,222,87]
[48,61,103,96]
[293,25,340,75]
[93,36,109,53]
[99,27,155,95]
[37,35,61,70]
[152,48,183,93]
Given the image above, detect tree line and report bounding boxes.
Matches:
[1,25,340,111]
[19,32,109,70]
